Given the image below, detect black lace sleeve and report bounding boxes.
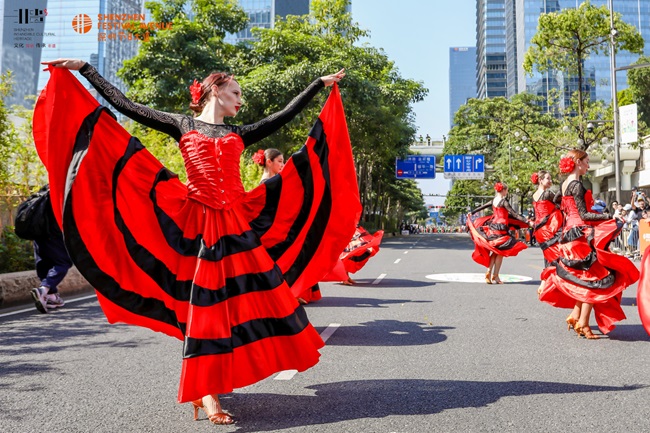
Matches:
[239,78,325,147]
[552,189,562,205]
[79,63,185,141]
[501,199,528,223]
[566,180,609,221]
[539,189,556,203]
[470,202,492,214]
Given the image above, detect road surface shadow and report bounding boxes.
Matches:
[607,324,650,342]
[310,297,430,309]
[0,302,159,363]
[342,278,435,288]
[226,379,645,432]
[324,319,452,347]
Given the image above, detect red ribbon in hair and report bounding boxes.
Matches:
[494,182,504,192]
[558,157,575,174]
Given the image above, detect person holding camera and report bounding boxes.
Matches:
[628,187,648,252]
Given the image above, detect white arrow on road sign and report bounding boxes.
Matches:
[475,157,483,169]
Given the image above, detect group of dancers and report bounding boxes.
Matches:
[468,149,647,339]
[31,54,650,428]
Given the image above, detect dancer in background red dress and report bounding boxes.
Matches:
[254,148,285,184]
[255,148,322,304]
[467,182,530,284]
[539,150,639,339]
[322,225,384,285]
[638,246,650,336]
[530,170,563,296]
[36,59,360,424]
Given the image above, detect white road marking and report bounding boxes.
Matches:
[320,323,341,343]
[0,294,98,319]
[275,323,340,381]
[274,370,298,380]
[372,273,387,285]
[394,259,401,264]
[403,251,409,254]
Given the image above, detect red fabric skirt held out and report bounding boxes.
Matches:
[33,68,360,402]
[539,219,639,334]
[637,243,650,336]
[466,214,528,268]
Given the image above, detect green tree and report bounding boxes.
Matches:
[523,2,643,149]
[119,0,248,112]
[445,94,561,199]
[626,56,650,128]
[233,0,427,229]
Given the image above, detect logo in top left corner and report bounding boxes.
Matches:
[13,8,47,24]
[72,14,93,34]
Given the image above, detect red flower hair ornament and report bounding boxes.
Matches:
[252,149,265,166]
[189,79,202,104]
[494,182,505,192]
[530,173,539,185]
[558,157,575,174]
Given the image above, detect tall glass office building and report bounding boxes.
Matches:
[449,46,477,127]
[508,0,650,109]
[1,0,144,107]
[225,0,311,44]
[476,0,508,99]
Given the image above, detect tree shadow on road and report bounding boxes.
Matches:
[323,320,452,347]
[310,296,431,309]
[0,300,161,384]
[341,278,435,288]
[226,379,645,432]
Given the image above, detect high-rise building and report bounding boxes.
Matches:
[1,0,145,107]
[225,0,311,44]
[476,0,507,99]
[449,46,477,127]
[507,0,650,109]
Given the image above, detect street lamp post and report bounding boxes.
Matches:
[608,0,621,203]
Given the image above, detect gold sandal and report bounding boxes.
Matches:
[191,394,234,425]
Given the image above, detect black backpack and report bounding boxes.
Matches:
[14,185,54,240]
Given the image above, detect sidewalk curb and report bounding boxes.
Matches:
[0,267,93,309]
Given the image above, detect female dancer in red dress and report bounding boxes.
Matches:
[36,59,360,424]
[467,182,530,284]
[539,150,639,339]
[255,148,321,304]
[531,170,563,295]
[254,148,285,184]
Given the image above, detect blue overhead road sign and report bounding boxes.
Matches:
[474,155,484,173]
[444,155,454,172]
[395,155,436,179]
[443,154,485,179]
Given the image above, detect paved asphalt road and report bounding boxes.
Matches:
[2,233,650,433]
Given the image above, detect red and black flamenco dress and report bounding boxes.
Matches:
[33,65,361,403]
[638,242,650,335]
[322,225,384,281]
[532,190,563,267]
[466,200,528,267]
[539,181,639,334]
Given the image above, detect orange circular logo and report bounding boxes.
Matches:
[72,14,92,34]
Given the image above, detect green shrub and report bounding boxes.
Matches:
[0,227,34,273]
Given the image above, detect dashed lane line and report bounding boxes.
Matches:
[275,323,341,381]
[372,273,387,285]
[394,259,401,264]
